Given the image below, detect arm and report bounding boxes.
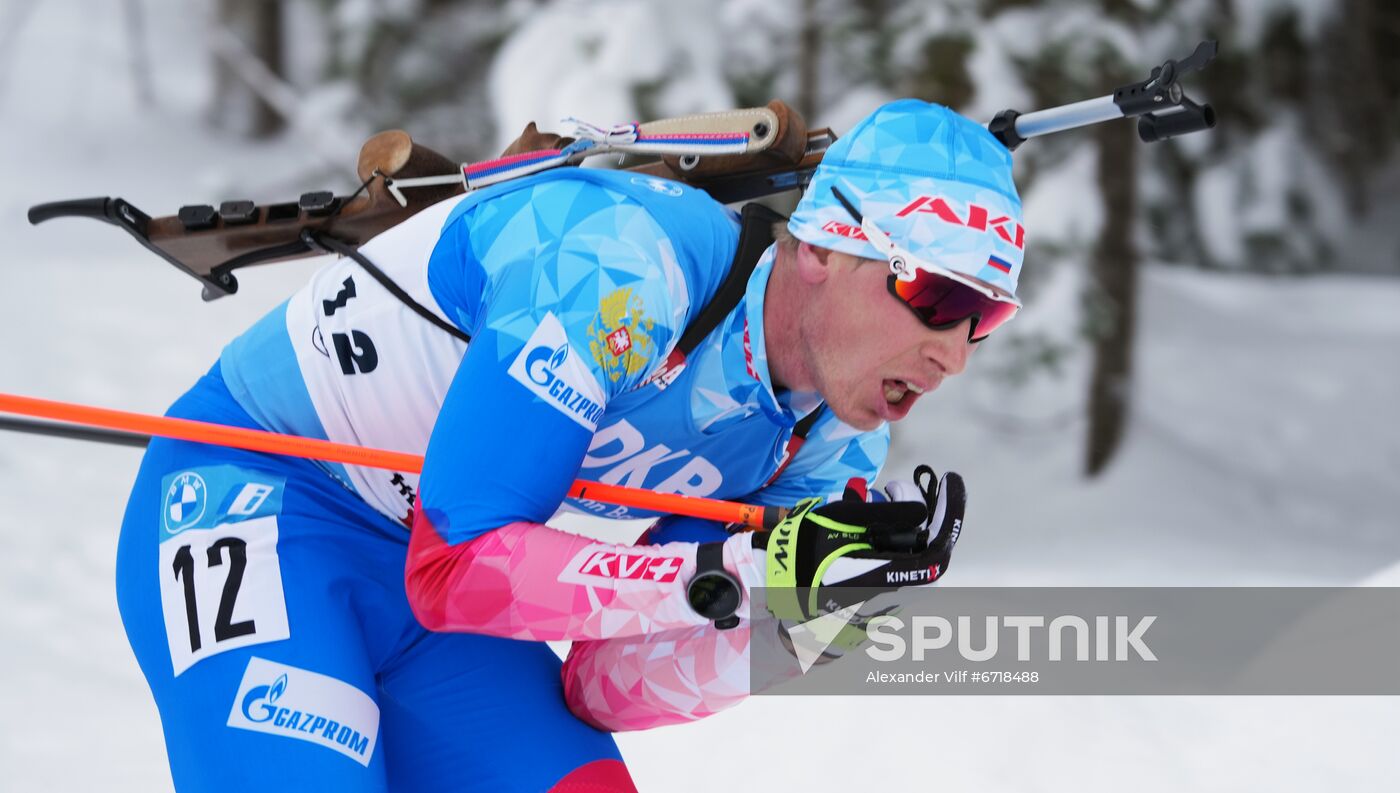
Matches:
[407,511,760,641]
[557,516,744,731]
[563,620,753,732]
[561,414,891,731]
[404,181,757,641]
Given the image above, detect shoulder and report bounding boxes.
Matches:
[462,171,739,395]
[444,170,734,308]
[449,169,736,255]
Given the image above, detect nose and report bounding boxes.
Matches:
[922,318,975,375]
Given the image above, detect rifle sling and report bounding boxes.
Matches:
[307,231,471,345]
[670,202,784,358]
[318,200,825,446]
[664,202,826,451]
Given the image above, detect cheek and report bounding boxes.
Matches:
[829,289,896,378]
[854,281,905,358]
[806,265,901,386]
[822,293,870,348]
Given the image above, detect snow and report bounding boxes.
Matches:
[961,17,1034,123]
[3,1,1400,791]
[489,0,734,151]
[819,84,897,138]
[1020,143,1103,251]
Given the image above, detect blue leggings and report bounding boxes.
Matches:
[115,368,630,791]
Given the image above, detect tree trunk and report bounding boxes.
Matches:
[796,0,820,121]
[1314,0,1394,216]
[1084,114,1139,476]
[123,0,154,107]
[209,0,284,138]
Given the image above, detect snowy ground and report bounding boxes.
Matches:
[3,2,1399,791]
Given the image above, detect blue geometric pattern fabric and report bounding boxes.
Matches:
[217,167,890,545]
[787,99,1027,296]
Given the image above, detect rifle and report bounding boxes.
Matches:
[25,41,1216,302]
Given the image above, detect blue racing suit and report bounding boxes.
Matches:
[116,168,889,791]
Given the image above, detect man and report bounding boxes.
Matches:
[115,98,1024,791]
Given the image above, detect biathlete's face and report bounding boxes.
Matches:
[797,243,975,431]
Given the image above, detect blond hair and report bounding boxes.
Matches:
[771,220,799,251]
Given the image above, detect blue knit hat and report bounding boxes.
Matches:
[788,99,1026,297]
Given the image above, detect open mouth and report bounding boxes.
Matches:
[882,378,925,405]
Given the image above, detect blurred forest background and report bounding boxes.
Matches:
[160,0,1399,474]
[3,4,1399,789]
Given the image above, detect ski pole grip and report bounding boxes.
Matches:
[27,197,113,226]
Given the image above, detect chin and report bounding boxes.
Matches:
[828,401,883,432]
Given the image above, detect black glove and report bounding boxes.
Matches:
[756,464,967,621]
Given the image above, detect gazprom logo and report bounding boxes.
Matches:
[241,673,288,723]
[507,312,606,431]
[526,343,570,387]
[228,657,380,767]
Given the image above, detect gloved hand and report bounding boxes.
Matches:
[755,464,966,621]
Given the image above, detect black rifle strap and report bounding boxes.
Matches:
[3,201,828,468]
[669,202,786,358]
[307,230,472,344]
[320,201,823,443]
[670,202,826,448]
[792,405,823,438]
[306,202,779,361]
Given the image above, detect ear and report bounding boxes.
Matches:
[794,241,833,285]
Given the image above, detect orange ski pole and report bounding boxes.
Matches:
[0,392,784,530]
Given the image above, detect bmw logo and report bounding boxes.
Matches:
[163,471,208,535]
